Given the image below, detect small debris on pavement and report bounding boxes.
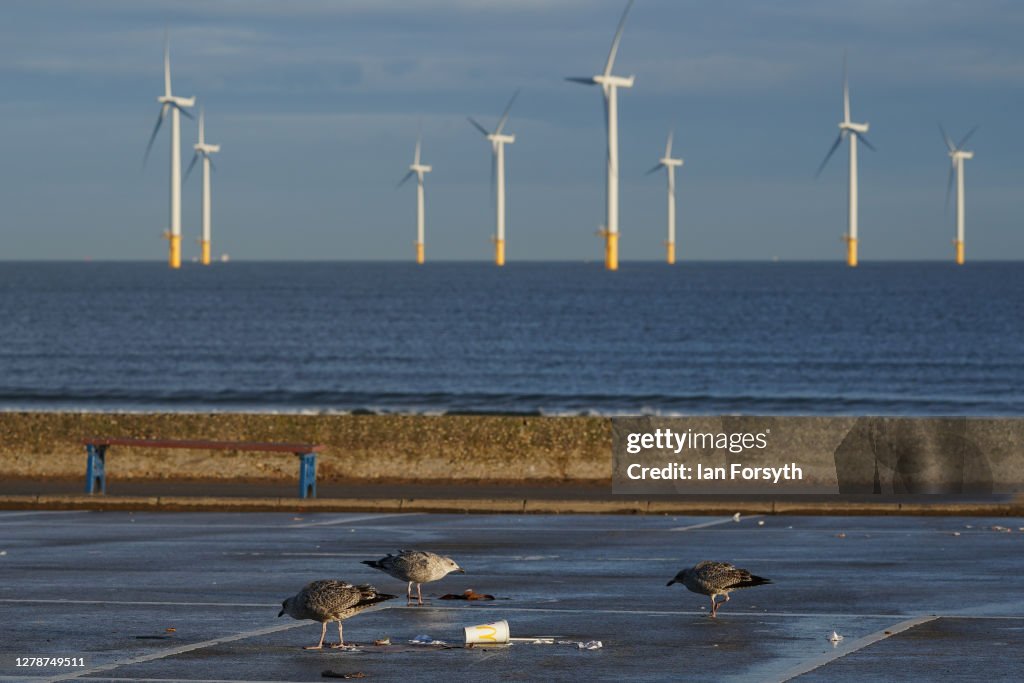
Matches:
[410,634,447,646]
[440,589,496,601]
[321,671,365,679]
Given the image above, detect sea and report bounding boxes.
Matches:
[0,261,1021,416]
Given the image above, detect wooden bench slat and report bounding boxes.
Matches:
[81,438,322,453]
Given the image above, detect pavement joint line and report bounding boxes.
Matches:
[0,598,276,608]
[38,622,307,683]
[770,615,939,683]
[288,512,422,528]
[47,679,315,683]
[0,510,88,519]
[670,515,762,531]
[4,598,1021,621]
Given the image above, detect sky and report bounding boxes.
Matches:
[1,0,1022,262]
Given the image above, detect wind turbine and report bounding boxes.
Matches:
[144,32,195,269]
[398,135,432,264]
[567,0,635,271]
[185,108,220,266]
[646,130,684,264]
[468,89,519,267]
[941,124,977,265]
[816,54,874,268]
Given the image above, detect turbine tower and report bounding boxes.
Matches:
[398,135,432,264]
[941,124,977,265]
[186,108,221,266]
[646,130,684,265]
[816,55,874,268]
[144,33,195,269]
[567,0,635,271]
[468,89,519,267]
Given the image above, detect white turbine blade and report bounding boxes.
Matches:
[175,103,194,120]
[198,107,205,145]
[604,0,635,77]
[397,169,415,188]
[164,31,172,97]
[495,88,520,135]
[842,52,850,123]
[566,76,597,85]
[956,124,979,150]
[143,105,167,167]
[414,137,421,166]
[184,152,200,181]
[939,122,955,153]
[815,132,843,178]
[857,134,876,151]
[467,116,489,137]
[664,130,674,159]
[208,157,216,173]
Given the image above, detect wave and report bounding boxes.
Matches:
[0,386,1017,416]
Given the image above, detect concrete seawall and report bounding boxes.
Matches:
[0,412,610,483]
[3,413,1022,493]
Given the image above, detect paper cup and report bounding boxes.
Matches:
[464,619,510,645]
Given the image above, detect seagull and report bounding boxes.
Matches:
[278,580,395,649]
[667,561,771,617]
[362,550,464,606]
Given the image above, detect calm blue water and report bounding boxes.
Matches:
[0,261,1021,415]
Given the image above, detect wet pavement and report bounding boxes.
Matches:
[1,511,1021,682]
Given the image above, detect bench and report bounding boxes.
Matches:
[81,438,324,499]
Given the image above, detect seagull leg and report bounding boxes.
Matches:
[407,581,414,606]
[330,621,345,648]
[417,583,424,606]
[304,622,327,649]
[709,596,718,618]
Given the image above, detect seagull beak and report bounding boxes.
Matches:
[277,609,285,617]
[457,568,466,574]
[666,579,676,586]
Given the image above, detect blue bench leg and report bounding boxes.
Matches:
[297,452,317,499]
[85,445,107,494]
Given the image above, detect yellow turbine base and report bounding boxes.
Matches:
[169,234,181,270]
[416,242,425,265]
[666,241,676,265]
[955,240,964,265]
[846,237,858,268]
[201,240,211,266]
[495,239,505,267]
[605,232,619,271]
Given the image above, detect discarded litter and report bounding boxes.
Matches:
[373,638,390,646]
[828,631,843,643]
[575,640,603,650]
[441,589,496,601]
[465,620,510,645]
[732,513,742,522]
[321,671,365,680]
[409,634,448,646]
[757,520,765,526]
